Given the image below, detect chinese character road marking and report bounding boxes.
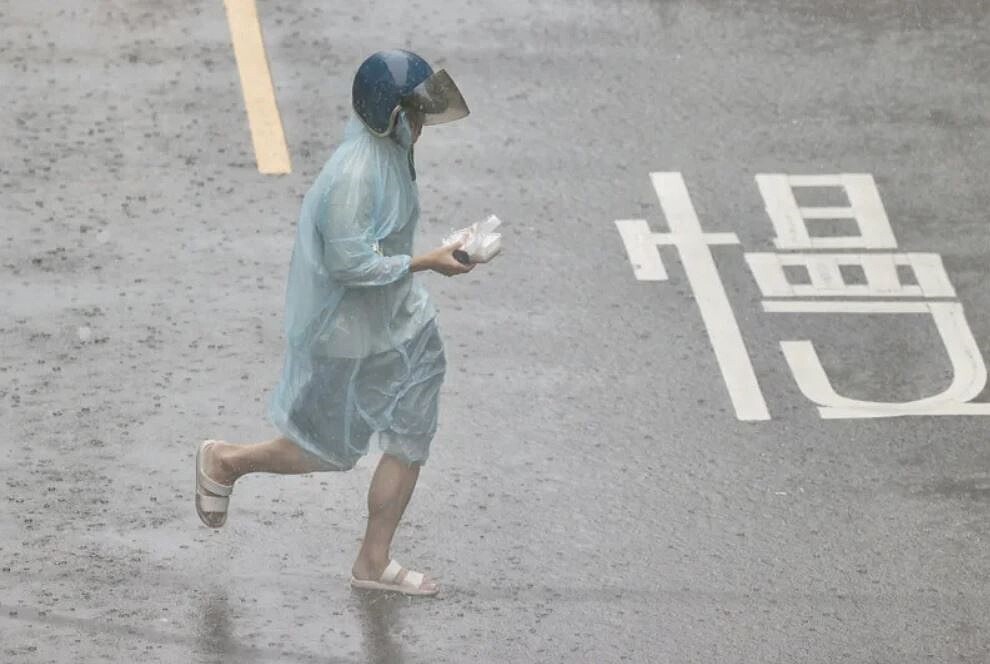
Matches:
[745,253,957,298]
[757,173,895,249]
[615,172,771,422]
[224,0,292,174]
[763,301,990,418]
[616,171,990,421]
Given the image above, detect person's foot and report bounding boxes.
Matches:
[351,557,439,595]
[195,440,237,528]
[202,440,239,487]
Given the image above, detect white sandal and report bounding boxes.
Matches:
[195,440,233,528]
[350,560,439,597]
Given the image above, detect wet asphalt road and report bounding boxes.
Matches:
[3,1,990,662]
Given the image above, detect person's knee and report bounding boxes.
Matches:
[282,436,358,472]
[315,450,358,471]
[379,430,431,467]
[381,452,424,469]
[331,457,358,472]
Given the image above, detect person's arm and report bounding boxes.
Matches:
[319,174,412,287]
[411,256,428,273]
[320,173,475,284]
[411,243,476,276]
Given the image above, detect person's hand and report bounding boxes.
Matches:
[413,241,476,276]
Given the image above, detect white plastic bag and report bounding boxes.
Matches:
[443,214,504,264]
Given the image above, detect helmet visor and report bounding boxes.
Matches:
[402,69,470,126]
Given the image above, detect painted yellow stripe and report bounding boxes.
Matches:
[223,0,291,174]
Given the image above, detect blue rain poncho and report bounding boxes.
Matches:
[268,114,446,469]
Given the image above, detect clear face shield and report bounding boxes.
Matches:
[401,69,470,127]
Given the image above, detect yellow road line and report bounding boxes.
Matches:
[223,0,291,174]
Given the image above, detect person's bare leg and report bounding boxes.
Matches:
[203,436,337,487]
[196,436,336,527]
[351,453,437,592]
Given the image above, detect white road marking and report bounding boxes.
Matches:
[762,300,929,314]
[757,173,897,249]
[906,253,958,298]
[614,219,669,281]
[747,253,957,299]
[615,172,771,421]
[764,300,990,418]
[617,170,989,421]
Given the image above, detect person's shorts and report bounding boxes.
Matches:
[271,319,446,470]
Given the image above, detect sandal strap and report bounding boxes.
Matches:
[199,472,233,497]
[403,570,424,589]
[380,560,404,584]
[199,442,233,496]
[197,494,229,513]
[379,560,426,590]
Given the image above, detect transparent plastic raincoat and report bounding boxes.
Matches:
[268,113,445,469]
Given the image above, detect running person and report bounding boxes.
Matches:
[194,50,473,596]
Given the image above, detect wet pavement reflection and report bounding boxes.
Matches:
[188,585,418,663]
[195,589,237,659]
[353,590,407,664]
[190,587,337,663]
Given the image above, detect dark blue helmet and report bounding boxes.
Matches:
[352,49,469,137]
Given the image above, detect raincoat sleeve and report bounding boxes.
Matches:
[318,172,412,287]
